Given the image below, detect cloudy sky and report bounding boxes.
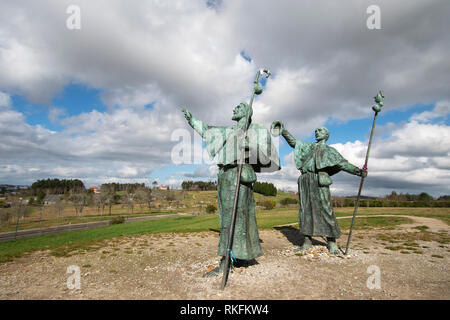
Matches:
[0,0,449,197]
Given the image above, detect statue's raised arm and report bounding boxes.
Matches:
[270,120,296,148]
[182,108,208,138]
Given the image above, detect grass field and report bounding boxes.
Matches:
[334,207,450,225]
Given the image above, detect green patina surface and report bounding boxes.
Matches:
[183,100,280,260]
[280,126,365,240]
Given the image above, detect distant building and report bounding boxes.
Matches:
[159,185,169,190]
[44,195,62,205]
[20,198,31,205]
[89,186,100,194]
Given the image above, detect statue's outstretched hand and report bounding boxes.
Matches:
[182,108,192,121]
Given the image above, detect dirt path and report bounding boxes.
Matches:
[0,215,448,300]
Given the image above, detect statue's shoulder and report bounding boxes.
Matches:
[295,140,314,151]
[207,125,231,130]
[249,123,268,131]
[325,145,343,157]
[205,125,232,136]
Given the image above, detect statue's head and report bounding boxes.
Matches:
[232,102,253,123]
[315,127,329,142]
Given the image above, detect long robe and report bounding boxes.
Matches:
[294,141,360,238]
[188,116,280,259]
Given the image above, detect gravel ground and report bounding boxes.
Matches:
[0,216,449,300]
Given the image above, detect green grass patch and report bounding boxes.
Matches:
[335,207,450,225]
[385,246,407,251]
[338,216,413,230]
[376,230,450,245]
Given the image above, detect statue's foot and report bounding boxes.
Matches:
[327,241,340,255]
[294,243,312,253]
[294,236,312,252]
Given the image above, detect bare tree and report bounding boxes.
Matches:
[134,187,152,214]
[55,197,63,218]
[126,192,135,215]
[69,193,86,217]
[39,204,44,228]
[94,193,108,216]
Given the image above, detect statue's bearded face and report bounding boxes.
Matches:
[315,127,329,142]
[232,103,246,121]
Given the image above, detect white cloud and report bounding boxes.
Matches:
[0,91,11,108]
[0,100,187,185]
[330,119,450,196]
[117,166,139,178]
[373,121,450,158]
[410,100,450,123]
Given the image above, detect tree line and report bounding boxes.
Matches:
[384,191,437,202]
[31,178,85,195]
[333,191,450,208]
[100,183,146,193]
[253,182,277,196]
[181,181,217,191]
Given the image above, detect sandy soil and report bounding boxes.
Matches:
[0,215,448,300]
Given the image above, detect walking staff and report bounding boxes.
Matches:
[221,68,271,290]
[344,91,385,255]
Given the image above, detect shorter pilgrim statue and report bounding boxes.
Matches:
[271,121,367,254]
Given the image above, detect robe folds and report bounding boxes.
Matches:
[294,142,359,238]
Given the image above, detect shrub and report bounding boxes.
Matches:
[111,216,125,224]
[280,197,298,205]
[0,211,11,223]
[205,204,217,214]
[369,200,383,207]
[165,192,177,201]
[260,200,276,210]
[344,198,355,207]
